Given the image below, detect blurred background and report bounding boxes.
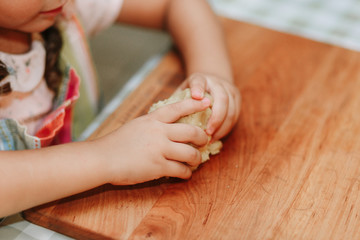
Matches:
[90,0,360,106]
[90,26,171,105]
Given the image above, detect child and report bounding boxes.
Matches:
[0,0,241,218]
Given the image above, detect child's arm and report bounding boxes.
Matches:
[0,98,210,218]
[117,0,241,141]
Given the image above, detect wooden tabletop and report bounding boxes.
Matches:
[23,18,360,239]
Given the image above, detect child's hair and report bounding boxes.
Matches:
[0,60,10,95]
[0,26,63,96]
[41,26,63,95]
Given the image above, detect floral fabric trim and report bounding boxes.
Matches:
[0,67,80,150]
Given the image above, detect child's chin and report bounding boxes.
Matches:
[19,18,57,33]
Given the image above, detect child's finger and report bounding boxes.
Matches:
[206,86,229,135]
[163,160,193,179]
[164,142,202,167]
[150,98,211,123]
[188,74,207,99]
[212,88,237,140]
[166,123,208,147]
[212,87,241,140]
[234,89,242,123]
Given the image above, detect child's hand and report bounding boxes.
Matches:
[177,73,241,141]
[91,98,211,185]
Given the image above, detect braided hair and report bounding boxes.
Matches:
[41,26,63,95]
[0,26,63,96]
[0,60,10,95]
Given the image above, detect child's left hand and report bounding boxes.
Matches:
[177,73,241,141]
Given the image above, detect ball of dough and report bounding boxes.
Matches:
[149,88,222,170]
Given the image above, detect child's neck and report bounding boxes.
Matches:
[0,28,32,54]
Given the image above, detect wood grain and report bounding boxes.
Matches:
[24,18,360,239]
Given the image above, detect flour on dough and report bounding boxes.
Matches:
[149,88,222,170]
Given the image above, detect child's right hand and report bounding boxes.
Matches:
[91,97,211,185]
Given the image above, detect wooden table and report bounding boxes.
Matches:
[23,18,360,239]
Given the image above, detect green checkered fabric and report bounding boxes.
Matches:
[0,214,73,240]
[210,0,360,51]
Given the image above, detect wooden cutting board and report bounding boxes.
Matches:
[23,18,360,239]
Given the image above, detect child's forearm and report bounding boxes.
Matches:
[0,141,105,218]
[166,0,233,81]
[0,98,212,218]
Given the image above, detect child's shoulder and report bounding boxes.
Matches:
[64,0,123,36]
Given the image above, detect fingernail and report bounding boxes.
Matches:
[193,90,204,99]
[206,127,214,135]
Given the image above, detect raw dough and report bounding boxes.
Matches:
[149,88,222,170]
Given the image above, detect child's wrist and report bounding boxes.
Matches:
[86,138,132,186]
[78,140,112,186]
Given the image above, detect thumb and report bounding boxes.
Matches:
[189,74,207,100]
